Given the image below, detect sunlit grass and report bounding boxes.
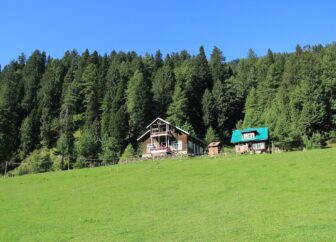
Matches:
[1,149,336,241]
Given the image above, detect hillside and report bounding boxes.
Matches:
[1,149,336,241]
[1,44,336,173]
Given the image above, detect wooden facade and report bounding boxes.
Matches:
[208,142,221,156]
[137,118,206,157]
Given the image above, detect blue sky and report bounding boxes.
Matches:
[1,0,336,66]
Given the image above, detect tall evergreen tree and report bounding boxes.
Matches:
[0,62,23,167]
[38,60,65,147]
[81,63,100,126]
[21,50,46,114]
[202,89,216,129]
[126,70,152,140]
[151,65,175,117]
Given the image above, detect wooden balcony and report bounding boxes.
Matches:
[149,146,172,154]
[150,131,172,137]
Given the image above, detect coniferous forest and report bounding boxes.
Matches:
[0,44,336,174]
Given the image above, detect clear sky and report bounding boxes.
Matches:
[1,0,336,66]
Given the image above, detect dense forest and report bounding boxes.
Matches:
[0,44,335,174]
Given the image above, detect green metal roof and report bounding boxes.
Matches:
[230,127,269,143]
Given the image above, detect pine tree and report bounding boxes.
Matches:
[209,46,227,85]
[204,126,219,144]
[126,70,152,139]
[109,104,129,152]
[0,62,23,166]
[166,76,189,127]
[20,109,38,155]
[195,46,212,89]
[242,88,259,128]
[38,60,65,147]
[154,50,164,70]
[21,50,46,114]
[81,63,100,126]
[202,89,216,129]
[99,134,119,162]
[56,133,73,169]
[76,122,99,160]
[121,143,135,159]
[151,65,175,117]
[321,44,336,129]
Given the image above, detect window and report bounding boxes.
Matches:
[243,132,255,140]
[188,141,194,149]
[252,142,265,150]
[177,140,182,150]
[146,144,153,153]
[171,140,182,151]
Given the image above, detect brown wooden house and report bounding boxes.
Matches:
[137,117,206,157]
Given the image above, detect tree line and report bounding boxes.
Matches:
[0,44,335,173]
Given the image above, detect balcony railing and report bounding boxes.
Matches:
[150,131,172,137]
[148,146,172,153]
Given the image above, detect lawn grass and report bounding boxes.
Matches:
[1,149,336,241]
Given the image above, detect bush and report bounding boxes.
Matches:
[302,132,327,150]
[10,163,34,176]
[74,156,88,169]
[9,149,55,176]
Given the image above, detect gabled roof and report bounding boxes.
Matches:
[230,127,269,143]
[145,117,190,134]
[136,130,150,141]
[240,128,258,133]
[146,117,169,129]
[137,117,206,145]
[208,141,221,147]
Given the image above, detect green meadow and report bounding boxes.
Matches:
[1,149,336,241]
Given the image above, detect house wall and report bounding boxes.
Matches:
[140,130,189,155]
[187,136,206,155]
[209,146,220,156]
[235,141,267,154]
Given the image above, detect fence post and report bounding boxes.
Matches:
[4,161,8,175]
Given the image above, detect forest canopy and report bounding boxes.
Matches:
[0,43,335,173]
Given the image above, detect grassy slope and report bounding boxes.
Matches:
[1,149,336,241]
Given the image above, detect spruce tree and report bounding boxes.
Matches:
[38,60,65,147]
[205,126,219,145]
[81,63,100,126]
[242,88,259,128]
[126,70,152,139]
[166,72,190,128]
[0,62,23,166]
[202,89,216,129]
[21,50,46,114]
[151,65,175,117]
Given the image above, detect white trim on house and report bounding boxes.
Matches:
[136,130,150,141]
[138,117,206,146]
[145,117,190,135]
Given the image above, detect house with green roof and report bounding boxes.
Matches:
[230,127,270,154]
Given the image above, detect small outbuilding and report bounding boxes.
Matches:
[208,141,222,156]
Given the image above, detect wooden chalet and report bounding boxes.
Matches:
[137,117,207,157]
[230,127,269,154]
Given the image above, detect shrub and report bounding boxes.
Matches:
[74,156,88,169]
